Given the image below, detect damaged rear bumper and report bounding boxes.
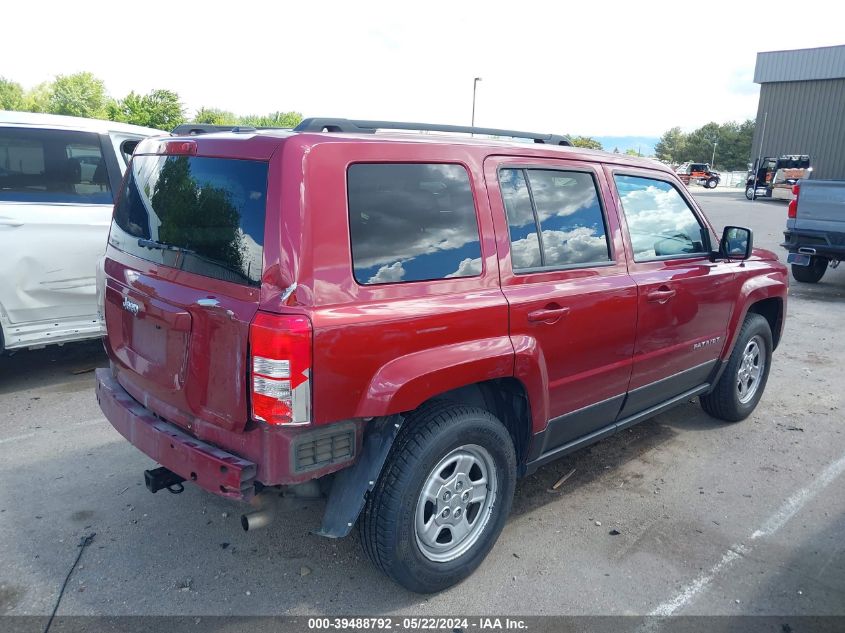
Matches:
[95,368,257,500]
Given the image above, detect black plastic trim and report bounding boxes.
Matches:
[528,393,626,461]
[619,360,717,418]
[316,415,401,538]
[524,383,710,475]
[99,132,123,202]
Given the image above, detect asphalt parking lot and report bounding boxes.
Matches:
[1,187,843,618]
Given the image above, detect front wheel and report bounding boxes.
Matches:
[707,178,718,189]
[359,402,516,593]
[700,313,773,422]
[791,256,827,283]
[745,186,755,200]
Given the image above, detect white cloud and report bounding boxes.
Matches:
[510,226,608,269]
[446,257,482,278]
[542,227,609,266]
[368,260,405,284]
[618,185,703,258]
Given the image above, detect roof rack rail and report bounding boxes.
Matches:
[293,118,572,146]
[171,124,258,136]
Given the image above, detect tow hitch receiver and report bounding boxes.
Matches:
[144,467,186,494]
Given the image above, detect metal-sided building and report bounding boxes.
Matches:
[752,44,845,180]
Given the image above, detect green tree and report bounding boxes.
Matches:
[23,82,53,112]
[681,121,721,165]
[568,135,603,150]
[239,110,303,128]
[192,107,239,125]
[624,148,640,156]
[109,89,185,130]
[656,120,754,171]
[48,72,109,118]
[153,156,245,273]
[0,77,25,110]
[654,126,686,163]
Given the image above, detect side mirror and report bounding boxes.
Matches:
[717,226,753,260]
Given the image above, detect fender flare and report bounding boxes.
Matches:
[721,271,786,361]
[355,337,515,419]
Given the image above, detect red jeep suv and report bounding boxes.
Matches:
[96,118,787,593]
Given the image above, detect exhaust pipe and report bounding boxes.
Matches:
[241,510,273,532]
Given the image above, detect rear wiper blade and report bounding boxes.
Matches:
[137,238,194,254]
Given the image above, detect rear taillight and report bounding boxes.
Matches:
[788,184,800,219]
[249,313,312,426]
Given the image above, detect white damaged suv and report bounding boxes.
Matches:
[0,111,161,352]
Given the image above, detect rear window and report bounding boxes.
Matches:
[347,163,482,284]
[110,155,268,287]
[0,127,112,204]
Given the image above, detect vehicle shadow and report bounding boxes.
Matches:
[0,400,722,616]
[0,340,107,396]
[510,401,714,518]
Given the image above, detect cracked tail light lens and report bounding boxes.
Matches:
[249,313,312,426]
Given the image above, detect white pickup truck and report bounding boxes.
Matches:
[782,179,845,283]
[0,111,162,352]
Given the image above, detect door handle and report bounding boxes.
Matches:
[527,305,570,323]
[647,286,676,303]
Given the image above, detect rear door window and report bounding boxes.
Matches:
[500,168,611,271]
[110,155,268,287]
[0,127,112,204]
[347,163,482,284]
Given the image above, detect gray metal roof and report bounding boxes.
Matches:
[754,44,845,83]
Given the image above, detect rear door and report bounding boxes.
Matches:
[607,169,735,418]
[103,147,270,432]
[0,126,114,327]
[485,157,637,453]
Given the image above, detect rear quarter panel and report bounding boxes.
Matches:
[267,139,512,425]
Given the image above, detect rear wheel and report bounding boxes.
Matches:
[359,402,516,593]
[701,313,772,422]
[745,186,755,200]
[791,256,827,283]
[707,178,718,189]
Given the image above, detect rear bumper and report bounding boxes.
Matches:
[782,229,845,259]
[96,368,362,500]
[96,369,258,499]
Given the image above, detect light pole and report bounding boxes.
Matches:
[711,140,718,167]
[471,77,482,129]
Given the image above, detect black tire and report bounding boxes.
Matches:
[359,401,516,593]
[707,178,718,189]
[745,186,755,200]
[791,256,827,283]
[701,313,772,422]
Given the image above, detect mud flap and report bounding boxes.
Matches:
[315,414,402,538]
